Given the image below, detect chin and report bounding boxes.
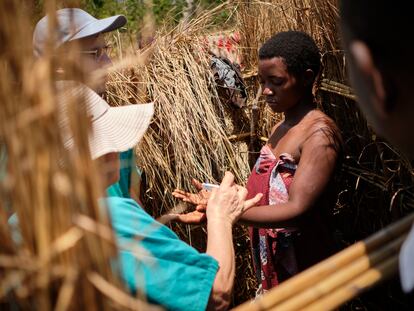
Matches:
[106,172,120,187]
[267,103,279,112]
[95,85,107,96]
[269,106,284,113]
[87,79,107,95]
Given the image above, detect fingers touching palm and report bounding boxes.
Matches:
[171,175,263,224]
[172,179,210,206]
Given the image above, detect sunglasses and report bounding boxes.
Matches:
[80,44,112,61]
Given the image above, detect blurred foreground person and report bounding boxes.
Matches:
[340,0,414,294]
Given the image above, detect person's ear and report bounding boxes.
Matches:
[303,69,315,87]
[349,41,388,116]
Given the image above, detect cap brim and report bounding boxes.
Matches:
[89,103,154,159]
[71,15,127,41]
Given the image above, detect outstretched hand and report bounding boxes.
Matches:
[168,210,207,224]
[172,179,209,209]
[170,179,209,224]
[207,172,263,225]
[170,174,262,225]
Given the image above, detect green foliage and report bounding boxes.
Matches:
[80,0,146,33]
[153,0,186,25]
[32,0,228,34]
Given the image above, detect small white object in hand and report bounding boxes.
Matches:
[201,183,220,191]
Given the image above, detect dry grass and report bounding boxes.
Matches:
[105,4,250,212]
[0,1,156,310]
[106,0,414,308]
[105,5,258,303]
[3,0,413,309]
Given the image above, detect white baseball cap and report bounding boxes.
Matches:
[33,8,127,56]
[57,81,154,160]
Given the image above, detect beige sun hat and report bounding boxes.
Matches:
[57,81,154,159]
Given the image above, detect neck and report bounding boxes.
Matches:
[283,92,315,125]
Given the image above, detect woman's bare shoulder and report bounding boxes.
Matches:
[303,110,342,148]
[307,110,339,132]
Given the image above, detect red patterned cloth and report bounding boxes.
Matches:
[201,32,243,67]
[246,145,336,295]
[246,145,299,293]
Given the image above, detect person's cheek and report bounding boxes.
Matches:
[100,53,112,67]
[83,59,106,94]
[349,64,387,137]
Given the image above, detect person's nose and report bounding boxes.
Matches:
[99,53,112,67]
[262,86,273,96]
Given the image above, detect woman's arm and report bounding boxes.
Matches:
[204,173,262,310]
[206,218,234,310]
[241,128,339,227]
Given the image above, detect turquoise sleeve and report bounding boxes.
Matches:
[107,197,218,311]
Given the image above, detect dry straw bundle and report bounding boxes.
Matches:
[105,4,258,302]
[107,4,251,217]
[95,0,414,308]
[0,1,154,310]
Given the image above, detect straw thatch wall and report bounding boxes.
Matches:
[105,5,259,303]
[4,0,410,309]
[107,0,414,308]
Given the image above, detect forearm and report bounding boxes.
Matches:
[239,202,304,228]
[206,219,234,310]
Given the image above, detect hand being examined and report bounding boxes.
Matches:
[170,174,262,225]
[170,179,209,224]
[172,179,209,208]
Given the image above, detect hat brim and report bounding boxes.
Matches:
[89,103,154,159]
[71,15,127,41]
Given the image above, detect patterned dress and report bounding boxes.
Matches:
[246,145,300,294]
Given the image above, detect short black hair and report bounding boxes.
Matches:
[259,31,320,78]
[340,0,410,73]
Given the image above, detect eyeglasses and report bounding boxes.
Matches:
[80,45,112,61]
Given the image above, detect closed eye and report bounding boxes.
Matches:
[270,78,284,86]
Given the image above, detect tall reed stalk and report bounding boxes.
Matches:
[0,1,154,309]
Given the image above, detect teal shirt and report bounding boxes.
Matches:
[9,198,218,311]
[107,149,137,198]
[107,197,218,311]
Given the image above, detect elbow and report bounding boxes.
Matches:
[207,285,232,311]
[289,199,310,219]
[292,205,307,219]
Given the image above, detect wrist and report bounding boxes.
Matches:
[207,216,233,228]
